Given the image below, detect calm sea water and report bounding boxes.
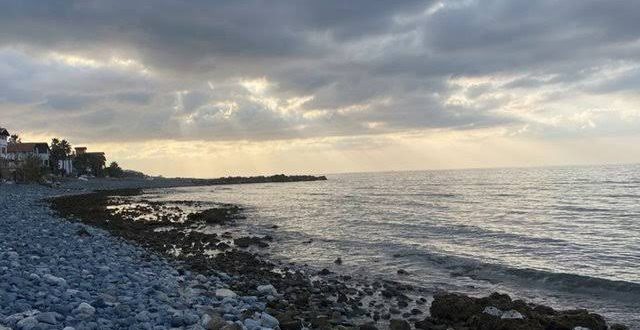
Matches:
[144,164,640,327]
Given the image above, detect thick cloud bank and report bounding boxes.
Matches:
[1,0,639,143]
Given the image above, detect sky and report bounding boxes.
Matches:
[1,0,640,177]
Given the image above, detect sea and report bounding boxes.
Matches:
[141,164,640,327]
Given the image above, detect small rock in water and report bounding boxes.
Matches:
[501,310,524,319]
[610,324,629,330]
[389,319,411,330]
[334,257,343,265]
[319,268,332,276]
[358,322,379,330]
[397,269,409,275]
[483,306,503,317]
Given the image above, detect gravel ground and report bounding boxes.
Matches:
[0,179,279,330]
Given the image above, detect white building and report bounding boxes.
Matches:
[58,159,74,175]
[7,142,51,167]
[0,128,9,159]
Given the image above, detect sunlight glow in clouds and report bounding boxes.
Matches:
[1,0,640,176]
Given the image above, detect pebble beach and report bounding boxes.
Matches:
[0,179,278,330]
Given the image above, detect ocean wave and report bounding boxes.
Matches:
[397,249,640,300]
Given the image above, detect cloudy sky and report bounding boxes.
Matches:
[2,0,640,177]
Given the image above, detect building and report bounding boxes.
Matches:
[72,147,106,175]
[58,159,74,175]
[7,142,51,167]
[0,128,9,159]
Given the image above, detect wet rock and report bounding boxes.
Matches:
[334,257,343,265]
[397,269,409,275]
[430,292,611,330]
[358,322,379,330]
[216,242,231,250]
[187,207,242,225]
[546,310,607,330]
[502,310,524,319]
[318,268,332,276]
[389,319,411,330]
[610,324,629,330]
[415,317,447,330]
[483,306,503,317]
[234,236,269,248]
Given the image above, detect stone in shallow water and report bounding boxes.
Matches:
[483,306,503,317]
[502,310,525,319]
[389,319,411,330]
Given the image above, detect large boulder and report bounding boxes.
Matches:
[545,309,607,330]
[389,319,411,330]
[426,292,612,330]
[430,293,484,322]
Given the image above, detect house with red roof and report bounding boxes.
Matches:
[7,142,51,168]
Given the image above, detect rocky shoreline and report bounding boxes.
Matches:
[1,180,279,330]
[39,183,629,330]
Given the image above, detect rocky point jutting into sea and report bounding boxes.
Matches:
[1,173,632,330]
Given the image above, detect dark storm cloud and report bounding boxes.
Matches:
[1,0,639,142]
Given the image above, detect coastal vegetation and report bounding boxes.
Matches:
[14,154,44,183]
[49,138,72,175]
